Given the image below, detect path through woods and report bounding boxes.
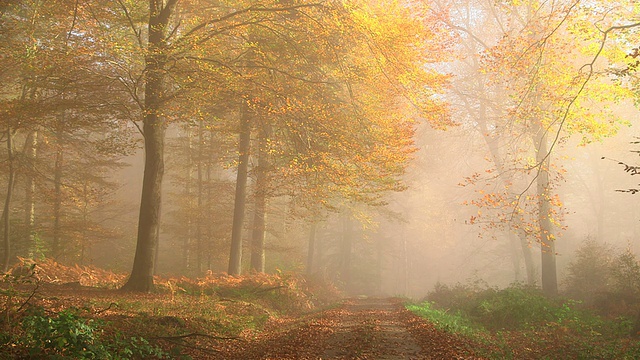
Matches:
[221,298,482,359]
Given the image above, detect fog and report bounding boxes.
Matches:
[2,0,640,298]
[89,99,640,299]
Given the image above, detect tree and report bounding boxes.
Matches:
[219,0,451,275]
[120,0,177,291]
[0,0,133,268]
[164,122,235,275]
[452,0,634,296]
[435,0,538,285]
[114,0,339,288]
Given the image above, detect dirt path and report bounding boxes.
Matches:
[319,298,423,359]
[220,298,484,359]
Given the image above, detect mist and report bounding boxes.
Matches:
[2,0,640,301]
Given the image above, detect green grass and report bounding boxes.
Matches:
[406,301,485,337]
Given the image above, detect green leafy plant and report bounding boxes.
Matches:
[13,307,168,359]
[20,307,110,358]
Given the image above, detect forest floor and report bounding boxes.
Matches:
[2,281,485,359]
[5,259,637,359]
[219,297,482,359]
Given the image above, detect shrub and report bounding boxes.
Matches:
[610,248,640,299]
[19,307,110,358]
[7,307,168,359]
[471,286,556,330]
[564,241,640,323]
[563,239,614,305]
[427,281,480,313]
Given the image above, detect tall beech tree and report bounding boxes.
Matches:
[119,0,177,291]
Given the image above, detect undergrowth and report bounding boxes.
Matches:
[4,306,167,359]
[408,283,640,359]
[0,257,342,359]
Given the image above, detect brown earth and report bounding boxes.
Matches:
[1,266,488,359]
[218,297,486,359]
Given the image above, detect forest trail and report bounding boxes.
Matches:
[318,298,423,359]
[221,297,481,359]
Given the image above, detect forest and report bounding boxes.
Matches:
[2,0,640,358]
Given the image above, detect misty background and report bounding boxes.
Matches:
[2,0,640,298]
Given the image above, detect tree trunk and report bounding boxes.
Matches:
[249,195,266,272]
[79,182,88,264]
[52,120,63,260]
[402,231,409,296]
[306,221,317,275]
[537,130,557,296]
[23,129,37,258]
[316,223,325,274]
[122,104,165,292]
[196,120,204,273]
[508,232,522,282]
[121,0,174,292]
[520,234,536,286]
[2,127,15,272]
[512,216,537,286]
[228,103,252,275]
[183,126,193,273]
[250,129,268,272]
[340,212,353,291]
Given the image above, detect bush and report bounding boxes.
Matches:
[564,241,640,322]
[411,282,640,359]
[427,283,616,334]
[427,281,481,313]
[471,286,557,330]
[563,239,614,305]
[610,248,640,298]
[5,307,168,359]
[20,307,110,358]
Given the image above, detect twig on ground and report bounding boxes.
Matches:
[152,332,242,341]
[95,302,118,314]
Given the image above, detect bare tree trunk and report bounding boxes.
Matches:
[306,221,317,275]
[205,153,212,271]
[196,121,204,273]
[80,182,88,264]
[249,197,266,272]
[24,130,37,258]
[2,127,15,272]
[316,223,325,274]
[520,235,536,286]
[228,104,251,276]
[122,102,165,292]
[537,130,557,296]
[340,212,353,291]
[51,120,64,260]
[183,126,193,272]
[508,232,522,282]
[250,129,268,272]
[402,231,409,296]
[511,216,537,286]
[122,0,175,292]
